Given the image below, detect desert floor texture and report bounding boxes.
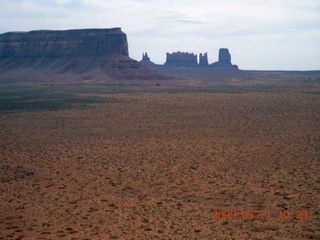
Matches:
[0,75,320,239]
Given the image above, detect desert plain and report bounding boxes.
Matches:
[0,72,320,239]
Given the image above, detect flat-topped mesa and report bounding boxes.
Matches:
[164,51,198,67]
[0,28,128,58]
[0,28,168,80]
[211,48,238,70]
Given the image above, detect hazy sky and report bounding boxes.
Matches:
[1,0,319,70]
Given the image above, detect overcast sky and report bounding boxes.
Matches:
[1,0,319,70]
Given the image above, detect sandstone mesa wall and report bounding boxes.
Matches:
[0,28,167,80]
[0,28,128,58]
[164,52,198,67]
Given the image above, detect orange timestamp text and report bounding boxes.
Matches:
[212,210,308,220]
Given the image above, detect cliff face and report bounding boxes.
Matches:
[218,48,231,65]
[199,53,209,67]
[0,28,128,58]
[211,48,238,70]
[0,28,166,80]
[164,52,198,67]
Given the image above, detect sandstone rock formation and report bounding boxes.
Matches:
[211,48,238,70]
[0,28,129,58]
[142,49,239,71]
[218,48,231,64]
[164,52,198,67]
[0,28,166,81]
[139,52,158,67]
[141,52,150,62]
[199,53,209,67]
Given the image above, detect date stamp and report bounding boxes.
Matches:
[212,210,309,220]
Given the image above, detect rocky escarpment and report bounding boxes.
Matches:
[164,52,198,67]
[141,49,239,71]
[210,48,238,70]
[199,53,209,67]
[0,28,166,81]
[0,28,129,58]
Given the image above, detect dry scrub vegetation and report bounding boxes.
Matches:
[0,89,319,239]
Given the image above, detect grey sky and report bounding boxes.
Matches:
[1,0,319,70]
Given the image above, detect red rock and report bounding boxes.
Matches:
[0,28,167,80]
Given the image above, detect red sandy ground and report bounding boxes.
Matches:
[0,90,319,239]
